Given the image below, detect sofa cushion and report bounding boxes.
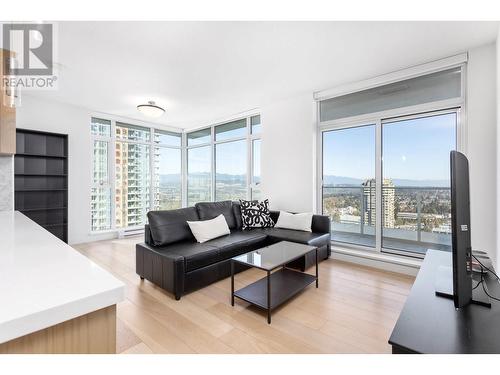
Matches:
[158,241,221,272]
[147,207,199,246]
[260,228,330,247]
[205,231,268,259]
[275,211,313,232]
[187,214,230,243]
[195,201,237,229]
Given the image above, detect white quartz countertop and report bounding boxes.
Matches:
[0,211,125,344]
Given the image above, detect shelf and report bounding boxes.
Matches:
[15,129,69,243]
[15,189,67,192]
[19,207,67,212]
[42,223,67,228]
[233,269,317,310]
[16,174,67,177]
[16,153,67,159]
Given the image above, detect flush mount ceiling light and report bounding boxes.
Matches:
[137,101,165,118]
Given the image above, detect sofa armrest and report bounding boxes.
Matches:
[312,214,331,234]
[136,242,185,300]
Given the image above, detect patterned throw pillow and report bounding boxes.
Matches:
[239,199,275,229]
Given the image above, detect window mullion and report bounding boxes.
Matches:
[110,120,117,231]
[375,119,382,252]
[211,126,215,202]
[247,117,251,200]
[149,127,154,213]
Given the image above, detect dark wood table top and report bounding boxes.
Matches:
[389,250,500,354]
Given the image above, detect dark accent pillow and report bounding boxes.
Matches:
[195,201,237,229]
[239,199,275,229]
[232,200,256,229]
[232,201,243,229]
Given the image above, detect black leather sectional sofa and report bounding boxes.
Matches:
[136,201,331,300]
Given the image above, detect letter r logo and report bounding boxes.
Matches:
[2,23,53,76]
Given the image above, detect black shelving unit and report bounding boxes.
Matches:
[14,129,68,242]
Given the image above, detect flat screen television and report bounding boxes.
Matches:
[435,150,490,308]
[450,150,473,308]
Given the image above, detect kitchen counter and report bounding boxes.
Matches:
[0,211,124,352]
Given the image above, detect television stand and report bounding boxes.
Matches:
[435,266,491,308]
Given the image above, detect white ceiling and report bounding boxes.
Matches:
[26,21,499,129]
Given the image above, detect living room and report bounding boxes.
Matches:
[1,1,500,373]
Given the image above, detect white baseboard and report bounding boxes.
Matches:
[331,247,421,276]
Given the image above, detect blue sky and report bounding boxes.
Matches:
[323,112,456,181]
[186,140,248,175]
[156,147,181,174]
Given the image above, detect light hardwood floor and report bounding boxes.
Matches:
[74,238,415,354]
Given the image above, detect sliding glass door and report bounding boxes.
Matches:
[322,124,376,248]
[381,111,456,255]
[321,110,457,256]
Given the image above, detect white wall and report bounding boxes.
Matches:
[497,29,500,273]
[17,95,114,244]
[261,43,498,271]
[467,43,497,268]
[260,93,316,213]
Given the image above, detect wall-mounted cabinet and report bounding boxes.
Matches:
[15,129,68,242]
[0,49,16,155]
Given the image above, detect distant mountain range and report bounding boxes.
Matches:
[159,173,248,184]
[158,174,449,187]
[323,175,450,187]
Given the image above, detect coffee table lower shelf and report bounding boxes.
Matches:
[232,268,317,323]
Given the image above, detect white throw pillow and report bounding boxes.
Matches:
[187,214,230,243]
[275,211,313,232]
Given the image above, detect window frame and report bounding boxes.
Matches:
[316,61,466,259]
[90,117,183,233]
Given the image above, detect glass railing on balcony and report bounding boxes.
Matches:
[382,186,451,254]
[322,185,451,254]
[322,186,376,247]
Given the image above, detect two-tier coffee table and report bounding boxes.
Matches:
[231,241,318,324]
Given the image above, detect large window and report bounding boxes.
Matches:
[318,63,463,257]
[91,114,260,232]
[91,118,182,231]
[187,114,261,204]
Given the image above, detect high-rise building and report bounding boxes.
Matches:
[362,178,395,228]
[115,127,151,228]
[91,140,112,231]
